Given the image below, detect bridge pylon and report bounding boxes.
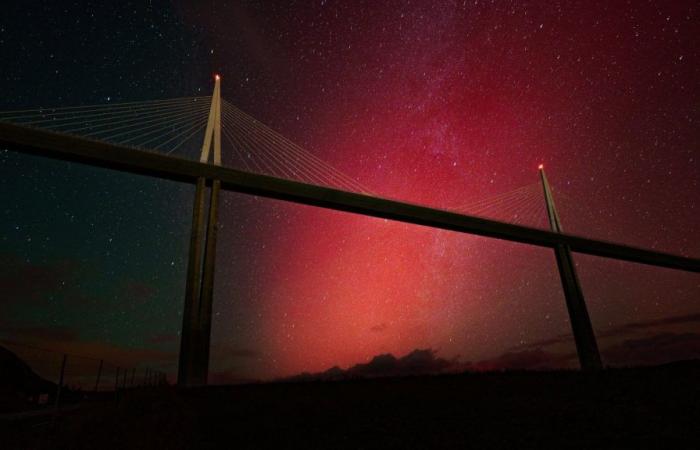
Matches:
[178,75,222,386]
[539,165,602,371]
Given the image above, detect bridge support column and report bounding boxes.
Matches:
[194,179,220,384]
[178,177,207,386]
[178,75,222,386]
[553,242,602,370]
[539,166,602,371]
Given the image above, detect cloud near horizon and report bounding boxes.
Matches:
[369,323,389,333]
[511,312,700,351]
[284,348,457,381]
[602,332,700,367]
[280,328,700,381]
[0,254,78,305]
[0,323,177,374]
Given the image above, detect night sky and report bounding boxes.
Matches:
[1,1,698,383]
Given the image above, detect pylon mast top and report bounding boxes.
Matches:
[199,75,222,166]
[539,166,563,233]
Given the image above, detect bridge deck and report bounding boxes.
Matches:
[1,121,697,273]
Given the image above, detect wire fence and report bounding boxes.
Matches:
[0,339,167,415]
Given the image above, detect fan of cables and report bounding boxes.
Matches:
[0,96,374,195]
[219,100,372,194]
[452,183,548,229]
[0,96,211,156]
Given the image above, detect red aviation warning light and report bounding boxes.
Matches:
[214,74,221,81]
[538,163,544,170]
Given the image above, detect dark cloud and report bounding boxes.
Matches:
[285,349,458,381]
[283,347,581,382]
[0,325,80,343]
[147,333,179,345]
[281,330,700,383]
[516,335,572,350]
[207,346,263,385]
[226,349,260,358]
[514,312,700,351]
[498,330,700,370]
[602,332,700,367]
[348,349,455,378]
[123,281,158,301]
[0,321,175,370]
[207,370,259,385]
[1,332,176,377]
[0,253,77,304]
[210,343,261,359]
[466,349,576,372]
[369,323,388,333]
[607,314,700,337]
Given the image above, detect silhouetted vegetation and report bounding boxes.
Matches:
[3,361,699,449]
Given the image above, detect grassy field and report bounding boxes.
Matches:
[3,362,699,449]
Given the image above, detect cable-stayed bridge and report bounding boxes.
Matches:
[1,77,697,386]
[0,94,371,195]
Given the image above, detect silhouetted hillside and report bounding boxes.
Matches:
[0,345,56,412]
[4,361,698,449]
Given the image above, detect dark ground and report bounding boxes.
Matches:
[2,362,699,449]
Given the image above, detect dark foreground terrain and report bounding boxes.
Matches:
[2,362,699,449]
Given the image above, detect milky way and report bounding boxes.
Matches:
[200,1,699,379]
[1,1,698,382]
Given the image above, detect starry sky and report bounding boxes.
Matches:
[0,1,698,383]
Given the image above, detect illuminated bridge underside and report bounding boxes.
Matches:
[1,121,698,274]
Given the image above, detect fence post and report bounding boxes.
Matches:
[115,367,121,391]
[94,359,103,392]
[130,368,136,387]
[54,354,67,411]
